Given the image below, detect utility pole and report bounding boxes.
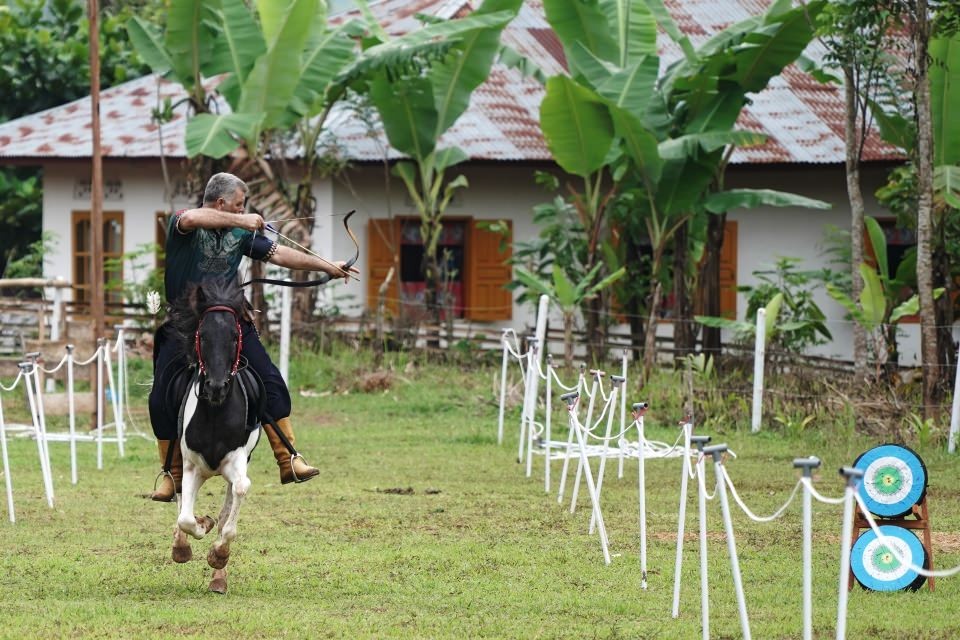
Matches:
[88,0,104,339]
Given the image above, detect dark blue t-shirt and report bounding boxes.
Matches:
[164,211,275,303]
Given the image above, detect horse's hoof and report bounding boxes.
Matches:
[196,515,216,535]
[172,544,192,564]
[208,577,227,594]
[207,545,230,570]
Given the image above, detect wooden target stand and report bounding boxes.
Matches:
[848,496,935,592]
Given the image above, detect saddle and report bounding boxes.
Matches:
[164,363,265,438]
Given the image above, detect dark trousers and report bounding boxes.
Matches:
[148,320,292,440]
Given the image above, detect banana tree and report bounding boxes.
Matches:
[539,0,828,377]
[514,264,626,368]
[349,0,522,326]
[825,216,940,377]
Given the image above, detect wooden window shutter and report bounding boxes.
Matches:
[366,218,399,315]
[466,219,512,321]
[719,220,738,318]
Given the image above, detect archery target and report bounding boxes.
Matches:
[851,525,927,592]
[853,444,927,518]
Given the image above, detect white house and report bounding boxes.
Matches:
[0,0,920,362]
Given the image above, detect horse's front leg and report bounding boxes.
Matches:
[207,450,250,572]
[171,496,192,564]
[177,456,216,540]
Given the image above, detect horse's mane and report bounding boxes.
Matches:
[168,278,246,363]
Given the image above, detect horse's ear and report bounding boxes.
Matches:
[195,285,207,306]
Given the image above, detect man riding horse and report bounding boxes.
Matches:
[148,172,358,500]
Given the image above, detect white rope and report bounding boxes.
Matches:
[547,366,580,391]
[37,352,69,374]
[501,334,528,360]
[580,392,618,435]
[74,346,103,366]
[722,467,802,523]
[801,477,846,505]
[0,371,25,392]
[854,492,960,578]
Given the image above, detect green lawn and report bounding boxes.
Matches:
[0,353,958,639]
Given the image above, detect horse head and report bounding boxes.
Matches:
[172,278,246,406]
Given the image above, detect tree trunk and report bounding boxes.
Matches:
[913,0,941,419]
[642,282,663,383]
[672,220,694,363]
[700,212,726,360]
[563,311,574,369]
[844,65,869,380]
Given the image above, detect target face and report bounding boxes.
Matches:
[851,525,927,592]
[854,444,927,518]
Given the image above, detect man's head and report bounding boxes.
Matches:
[203,173,248,213]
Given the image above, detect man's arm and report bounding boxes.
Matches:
[176,208,264,233]
[268,244,359,280]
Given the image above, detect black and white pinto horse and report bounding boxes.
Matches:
[168,278,262,594]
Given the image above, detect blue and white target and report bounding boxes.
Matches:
[851,525,927,592]
[854,444,927,518]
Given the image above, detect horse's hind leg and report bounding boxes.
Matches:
[207,452,250,571]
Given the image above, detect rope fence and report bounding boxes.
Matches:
[0,328,138,523]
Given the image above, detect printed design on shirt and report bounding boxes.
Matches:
[195,229,246,276]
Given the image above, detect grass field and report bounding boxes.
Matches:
[1,349,959,639]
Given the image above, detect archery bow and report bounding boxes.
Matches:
[242,210,359,288]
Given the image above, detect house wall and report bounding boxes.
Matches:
[725,163,922,364]
[41,161,188,298]
[330,162,557,328]
[40,159,931,364]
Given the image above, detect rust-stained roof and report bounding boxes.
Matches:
[0,0,903,165]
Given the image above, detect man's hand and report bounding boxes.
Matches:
[332,260,360,281]
[238,213,265,232]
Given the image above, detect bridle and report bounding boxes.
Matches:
[194,305,243,377]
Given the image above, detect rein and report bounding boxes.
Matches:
[194,305,243,377]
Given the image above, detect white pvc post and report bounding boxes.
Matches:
[534,294,549,361]
[27,357,54,503]
[280,285,292,384]
[561,392,611,565]
[836,467,863,640]
[66,345,77,485]
[690,435,712,640]
[96,339,104,470]
[21,363,54,508]
[634,403,649,590]
[116,330,125,454]
[570,371,601,514]
[671,422,693,618]
[751,308,766,433]
[706,444,751,640]
[949,344,960,453]
[618,350,628,479]
[556,365,584,504]
[544,354,553,493]
[47,287,63,393]
[794,457,822,640]
[518,341,538,464]
[497,330,510,445]
[104,337,123,457]
[590,377,622,534]
[0,389,15,523]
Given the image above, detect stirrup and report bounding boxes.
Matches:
[289,453,310,483]
[153,469,174,492]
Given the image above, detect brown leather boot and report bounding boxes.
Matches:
[265,417,319,484]
[150,439,182,502]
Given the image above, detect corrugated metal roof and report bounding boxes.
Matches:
[0,0,903,164]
